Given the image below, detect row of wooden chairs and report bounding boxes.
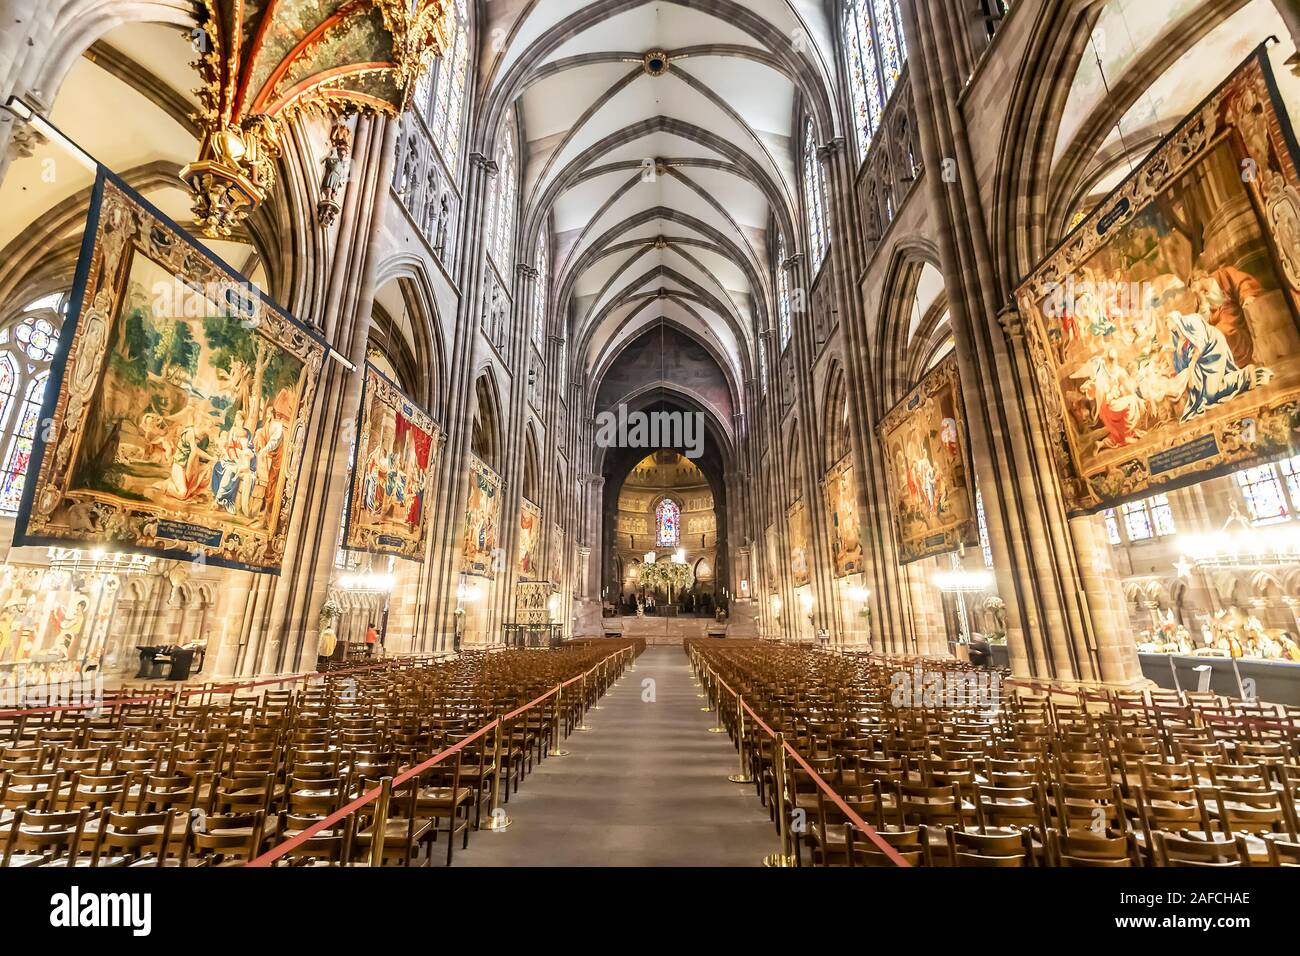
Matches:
[692,641,1300,867]
[0,641,640,867]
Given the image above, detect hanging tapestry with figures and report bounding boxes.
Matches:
[13,169,325,573]
[1015,49,1300,514]
[879,353,977,563]
[343,364,441,561]
[823,454,864,576]
[787,499,811,588]
[518,498,541,579]
[462,455,501,577]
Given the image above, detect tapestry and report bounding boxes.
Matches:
[787,499,811,588]
[462,455,501,577]
[13,170,325,573]
[515,580,551,625]
[0,563,118,689]
[823,454,864,576]
[343,364,441,560]
[765,523,780,591]
[879,353,976,563]
[518,498,541,579]
[1015,49,1300,514]
[550,523,565,587]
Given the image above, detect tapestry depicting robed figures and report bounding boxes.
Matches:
[787,499,811,588]
[1015,49,1300,514]
[823,454,864,577]
[343,364,441,561]
[462,456,501,577]
[13,170,325,573]
[879,353,977,564]
[518,498,541,579]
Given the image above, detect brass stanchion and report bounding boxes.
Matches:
[762,735,795,867]
[484,718,511,830]
[728,696,754,784]
[575,673,592,731]
[547,684,569,757]
[591,662,604,711]
[369,776,393,868]
[707,676,726,733]
[700,668,713,711]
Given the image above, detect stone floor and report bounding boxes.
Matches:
[455,645,778,866]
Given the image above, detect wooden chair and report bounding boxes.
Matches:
[844,824,932,866]
[2,807,89,867]
[1154,831,1251,867]
[946,826,1033,866]
[1046,828,1140,867]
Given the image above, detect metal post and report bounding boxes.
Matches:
[729,696,754,784]
[369,776,393,868]
[763,735,795,867]
[576,673,592,731]
[547,685,569,757]
[484,718,511,831]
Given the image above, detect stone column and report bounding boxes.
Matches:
[903,0,1140,685]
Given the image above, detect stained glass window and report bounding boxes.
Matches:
[1116,494,1176,542]
[656,498,681,547]
[758,334,769,395]
[1103,509,1121,545]
[1236,458,1300,525]
[532,232,547,347]
[842,0,909,162]
[777,236,792,349]
[802,120,829,274]
[0,296,65,516]
[0,374,46,513]
[427,0,469,170]
[489,136,516,268]
[976,489,993,568]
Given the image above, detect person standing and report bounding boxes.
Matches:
[365,622,378,657]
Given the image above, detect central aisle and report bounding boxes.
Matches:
[457,645,777,866]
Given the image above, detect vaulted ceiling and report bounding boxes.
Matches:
[479,0,843,427]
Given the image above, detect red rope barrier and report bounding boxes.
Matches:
[710,669,911,868]
[245,647,630,867]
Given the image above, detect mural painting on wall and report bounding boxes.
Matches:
[13,171,325,573]
[0,565,119,691]
[518,498,541,579]
[1016,49,1300,515]
[823,454,863,576]
[343,364,441,560]
[879,354,976,563]
[787,499,811,588]
[462,456,501,577]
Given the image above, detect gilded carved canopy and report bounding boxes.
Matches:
[184,0,449,235]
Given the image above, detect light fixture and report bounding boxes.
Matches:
[338,572,396,593]
[799,591,815,614]
[672,548,687,564]
[644,550,657,564]
[3,97,97,172]
[847,586,871,604]
[1175,519,1300,572]
[45,547,156,576]
[455,580,482,603]
[934,569,994,592]
[771,594,782,616]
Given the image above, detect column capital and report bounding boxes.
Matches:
[816,136,846,160]
[516,263,539,280]
[996,302,1025,340]
[469,152,498,175]
[781,253,803,271]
